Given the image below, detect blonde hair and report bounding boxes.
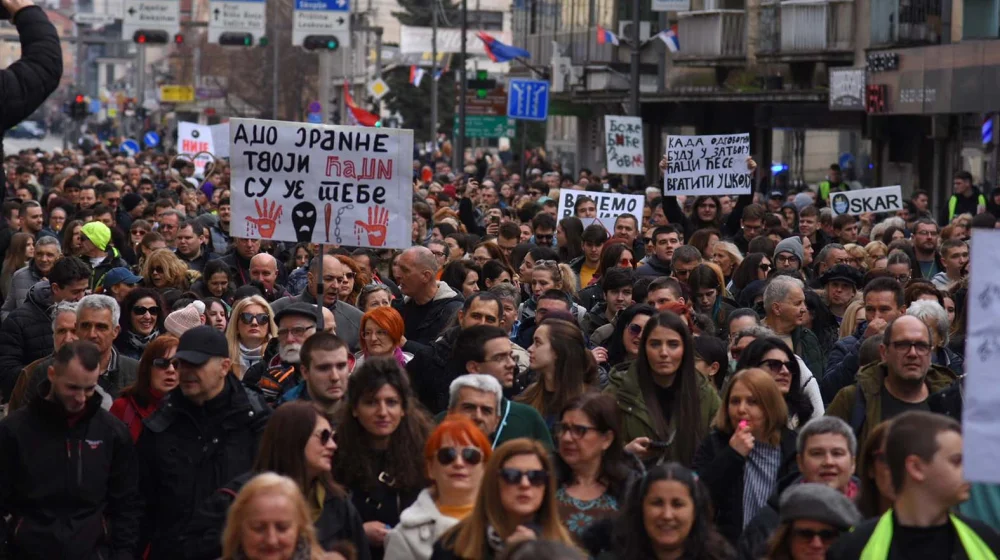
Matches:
[840,300,865,339]
[221,473,325,560]
[141,248,192,291]
[531,260,578,297]
[715,241,744,268]
[226,295,277,378]
[864,241,888,269]
[844,244,869,271]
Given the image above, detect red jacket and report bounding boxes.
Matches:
[109,391,163,442]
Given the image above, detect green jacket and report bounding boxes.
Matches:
[604,361,720,465]
[790,326,825,381]
[434,397,554,451]
[826,360,957,474]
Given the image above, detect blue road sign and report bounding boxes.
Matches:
[294,0,347,10]
[89,100,101,114]
[507,79,549,121]
[121,139,140,156]
[307,112,323,123]
[308,101,322,113]
[983,116,994,145]
[144,131,160,148]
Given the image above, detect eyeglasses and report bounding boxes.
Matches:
[620,258,634,267]
[759,263,772,272]
[758,358,792,374]
[430,250,446,258]
[313,429,332,445]
[485,352,515,364]
[277,325,315,339]
[344,272,356,280]
[152,357,175,369]
[775,255,798,267]
[436,446,484,466]
[498,468,548,487]
[553,422,601,439]
[528,190,541,197]
[239,312,270,325]
[627,323,644,337]
[791,528,841,543]
[890,341,932,355]
[642,237,652,244]
[151,266,164,275]
[131,229,148,236]
[534,234,554,242]
[892,274,911,283]
[132,305,160,316]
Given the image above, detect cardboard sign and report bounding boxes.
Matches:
[229,118,414,249]
[829,185,903,216]
[963,229,1000,483]
[664,134,752,196]
[177,122,216,177]
[558,188,644,232]
[604,115,645,176]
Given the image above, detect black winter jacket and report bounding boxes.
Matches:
[0,281,54,402]
[0,385,140,560]
[395,282,463,346]
[181,472,370,560]
[136,374,271,559]
[178,249,220,275]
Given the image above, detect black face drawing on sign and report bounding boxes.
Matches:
[191,129,200,139]
[831,193,850,216]
[292,202,317,242]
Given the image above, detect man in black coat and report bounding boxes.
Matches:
[392,246,463,345]
[0,256,91,402]
[0,341,140,560]
[0,0,63,199]
[136,326,271,559]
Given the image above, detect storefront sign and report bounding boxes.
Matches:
[829,68,866,111]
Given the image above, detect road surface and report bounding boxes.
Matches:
[3,133,67,155]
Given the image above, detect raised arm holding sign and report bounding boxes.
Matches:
[659,150,757,240]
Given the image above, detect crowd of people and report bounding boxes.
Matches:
[0,142,995,560]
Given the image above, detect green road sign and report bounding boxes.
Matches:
[454,115,515,138]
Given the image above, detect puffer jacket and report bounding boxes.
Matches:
[0,281,55,402]
[0,260,42,321]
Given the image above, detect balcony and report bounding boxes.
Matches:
[674,10,747,66]
[757,0,855,62]
[870,0,943,47]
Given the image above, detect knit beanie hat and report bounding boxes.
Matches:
[81,222,111,251]
[165,301,206,337]
[122,193,143,213]
[794,192,814,211]
[774,237,804,267]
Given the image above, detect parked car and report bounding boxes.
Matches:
[6,121,46,139]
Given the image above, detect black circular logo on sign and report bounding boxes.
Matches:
[191,130,200,138]
[831,193,850,215]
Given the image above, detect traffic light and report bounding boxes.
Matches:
[467,69,496,99]
[133,30,169,44]
[218,32,253,46]
[174,33,184,44]
[303,35,340,51]
[258,36,269,47]
[70,94,88,120]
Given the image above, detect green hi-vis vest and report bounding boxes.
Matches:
[859,510,998,560]
[949,194,987,221]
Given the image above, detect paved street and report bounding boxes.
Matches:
[3,133,68,155]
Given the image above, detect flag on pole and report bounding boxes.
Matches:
[597,25,619,46]
[409,65,426,87]
[653,25,680,53]
[477,32,531,63]
[343,80,379,127]
[434,68,444,81]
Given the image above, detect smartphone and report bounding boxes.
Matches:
[649,440,672,449]
[490,215,500,225]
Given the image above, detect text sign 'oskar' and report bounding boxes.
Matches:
[208,0,266,44]
[229,119,413,249]
[292,0,351,48]
[664,134,753,196]
[122,0,180,41]
[830,185,903,216]
[604,115,644,176]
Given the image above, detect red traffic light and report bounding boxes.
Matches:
[174,33,184,44]
[75,95,84,103]
[133,30,169,44]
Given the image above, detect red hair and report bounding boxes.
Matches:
[359,306,405,354]
[424,415,493,470]
[661,300,694,333]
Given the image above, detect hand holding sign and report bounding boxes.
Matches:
[247,199,283,239]
[661,154,757,176]
[355,206,390,246]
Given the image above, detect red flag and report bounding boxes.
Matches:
[343,80,379,127]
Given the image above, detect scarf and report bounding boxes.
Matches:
[239,342,265,372]
[128,329,160,352]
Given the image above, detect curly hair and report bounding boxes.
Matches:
[142,248,191,291]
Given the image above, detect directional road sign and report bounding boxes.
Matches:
[122,0,181,41]
[507,79,550,121]
[74,12,116,26]
[454,116,515,139]
[121,139,141,156]
[208,0,266,44]
[292,0,351,48]
[144,131,160,148]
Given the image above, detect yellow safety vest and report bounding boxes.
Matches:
[859,510,998,560]
[949,194,987,221]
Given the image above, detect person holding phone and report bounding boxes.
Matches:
[0,0,63,199]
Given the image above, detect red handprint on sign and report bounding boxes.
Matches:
[247,199,283,239]
[354,206,389,247]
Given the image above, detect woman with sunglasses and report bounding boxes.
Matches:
[728,253,772,302]
[333,357,432,560]
[604,304,656,372]
[114,288,167,360]
[764,484,860,560]
[385,416,491,560]
[432,438,575,559]
[141,248,193,292]
[735,336,822,429]
[335,254,368,307]
[129,219,152,250]
[225,295,277,379]
[553,394,632,543]
[110,334,179,442]
[606,310,721,467]
[183,401,370,560]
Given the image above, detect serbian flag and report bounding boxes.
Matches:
[654,25,680,53]
[343,80,379,127]
[409,65,426,87]
[477,32,530,63]
[597,25,619,46]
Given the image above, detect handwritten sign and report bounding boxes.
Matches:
[229,118,414,249]
[829,185,903,216]
[963,229,1000,483]
[558,188,644,232]
[604,115,645,176]
[664,134,752,196]
[178,122,216,177]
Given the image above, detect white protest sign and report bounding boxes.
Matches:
[963,229,1000,483]
[604,115,645,176]
[178,121,216,177]
[558,188,645,232]
[664,134,752,196]
[829,185,903,216]
[229,118,413,249]
[210,123,231,158]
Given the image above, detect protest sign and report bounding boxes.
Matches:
[210,123,231,158]
[229,118,414,249]
[604,115,645,175]
[963,229,1000,483]
[558,188,645,231]
[177,122,216,177]
[829,185,903,216]
[664,134,752,196]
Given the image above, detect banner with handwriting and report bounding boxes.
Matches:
[664,134,752,196]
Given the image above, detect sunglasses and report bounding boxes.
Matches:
[759,263,772,272]
[314,429,332,446]
[553,422,600,439]
[344,272,356,280]
[133,305,160,316]
[131,229,148,236]
[627,323,644,337]
[499,468,548,487]
[152,357,175,369]
[151,266,164,275]
[791,528,841,543]
[759,359,792,374]
[239,312,270,325]
[436,446,484,466]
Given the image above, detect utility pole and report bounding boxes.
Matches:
[430,0,438,147]
[456,0,467,170]
[629,0,640,117]
[272,28,280,119]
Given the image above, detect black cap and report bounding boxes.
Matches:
[819,264,864,289]
[175,325,230,365]
[273,302,320,325]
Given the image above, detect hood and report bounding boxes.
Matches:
[642,254,672,272]
[856,360,958,398]
[433,280,461,302]
[26,280,53,309]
